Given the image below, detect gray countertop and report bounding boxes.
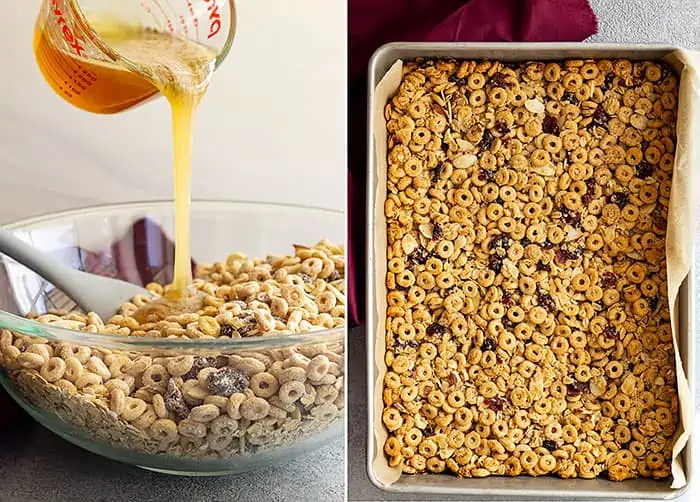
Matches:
[0,421,343,502]
[349,0,700,500]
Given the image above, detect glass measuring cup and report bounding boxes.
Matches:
[33,0,236,114]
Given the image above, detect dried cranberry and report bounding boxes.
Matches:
[391,134,402,145]
[600,272,618,288]
[219,324,234,337]
[490,72,510,88]
[543,439,558,451]
[502,293,514,307]
[484,396,506,412]
[536,260,550,272]
[542,240,555,250]
[567,381,589,396]
[555,248,579,264]
[562,91,579,104]
[432,163,444,183]
[494,121,510,135]
[560,206,582,228]
[582,178,596,203]
[479,168,496,181]
[590,104,610,129]
[478,129,494,150]
[542,115,560,136]
[603,325,618,339]
[538,292,556,313]
[636,160,654,179]
[481,338,497,352]
[608,192,629,208]
[488,255,503,274]
[648,296,660,311]
[426,323,443,336]
[654,212,667,230]
[432,223,443,240]
[488,234,511,251]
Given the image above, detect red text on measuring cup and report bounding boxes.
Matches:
[50,0,86,56]
[204,0,221,39]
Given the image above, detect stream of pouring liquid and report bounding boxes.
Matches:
[93,25,217,319]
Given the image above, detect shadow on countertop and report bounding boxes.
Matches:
[0,411,344,502]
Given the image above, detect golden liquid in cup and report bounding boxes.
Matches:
[34,19,217,319]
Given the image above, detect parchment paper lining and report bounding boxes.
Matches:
[371,52,699,488]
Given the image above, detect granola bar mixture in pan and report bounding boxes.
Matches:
[382,58,679,481]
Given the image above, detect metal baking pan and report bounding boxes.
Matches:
[365,42,695,499]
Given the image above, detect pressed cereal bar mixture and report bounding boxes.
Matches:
[0,240,344,458]
[381,58,679,481]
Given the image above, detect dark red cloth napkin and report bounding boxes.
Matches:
[347,0,598,327]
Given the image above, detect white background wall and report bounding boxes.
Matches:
[0,0,346,223]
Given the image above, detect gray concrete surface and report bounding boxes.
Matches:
[348,0,700,500]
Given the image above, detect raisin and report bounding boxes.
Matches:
[183,356,218,381]
[495,196,505,205]
[636,160,654,179]
[488,255,503,274]
[478,129,494,150]
[298,273,313,283]
[490,72,510,88]
[601,72,615,92]
[488,234,511,251]
[432,223,443,240]
[502,317,515,329]
[536,260,550,272]
[328,270,341,281]
[654,212,667,230]
[520,237,532,248]
[408,248,430,266]
[205,367,249,397]
[543,439,558,451]
[542,115,560,136]
[542,240,555,250]
[481,338,497,352]
[648,296,660,311]
[432,163,444,183]
[562,91,579,104]
[164,379,189,419]
[600,271,618,288]
[479,168,496,181]
[219,324,235,337]
[426,323,443,336]
[603,325,618,339]
[446,373,458,386]
[608,192,629,208]
[502,293,514,308]
[567,381,589,396]
[538,292,556,313]
[484,396,505,412]
[494,121,509,135]
[391,134,403,145]
[448,74,467,86]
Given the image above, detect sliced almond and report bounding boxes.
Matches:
[456,139,476,152]
[419,223,434,239]
[525,99,545,114]
[401,234,418,255]
[565,228,582,242]
[533,164,555,177]
[453,154,477,169]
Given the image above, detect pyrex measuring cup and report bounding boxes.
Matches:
[34,0,236,114]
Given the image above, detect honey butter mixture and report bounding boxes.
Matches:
[382,58,679,481]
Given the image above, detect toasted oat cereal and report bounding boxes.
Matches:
[0,240,345,459]
[382,58,679,481]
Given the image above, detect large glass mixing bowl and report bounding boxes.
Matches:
[0,201,345,475]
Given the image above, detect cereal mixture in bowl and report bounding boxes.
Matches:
[382,58,679,481]
[0,202,345,474]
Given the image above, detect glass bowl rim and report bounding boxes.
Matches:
[0,199,345,350]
